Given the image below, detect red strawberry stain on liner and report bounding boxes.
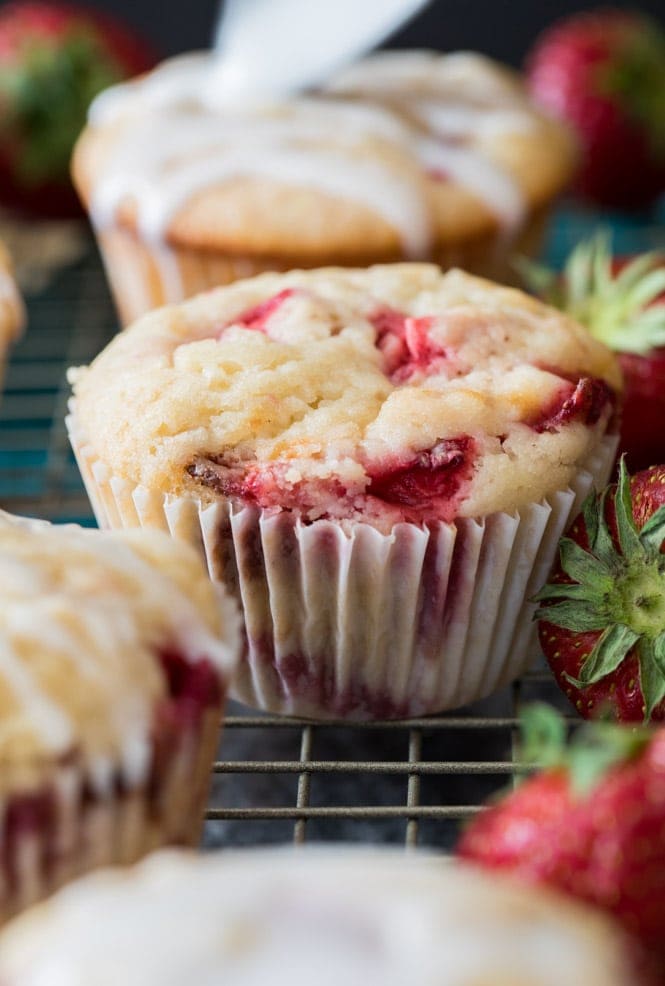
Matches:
[249,633,414,719]
[0,647,223,908]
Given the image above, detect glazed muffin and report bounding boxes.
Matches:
[67,264,619,719]
[0,511,240,922]
[0,849,644,985]
[72,50,576,324]
[0,241,24,385]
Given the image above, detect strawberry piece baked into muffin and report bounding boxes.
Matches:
[0,241,24,387]
[72,50,576,324]
[0,512,240,923]
[0,849,646,985]
[67,264,620,719]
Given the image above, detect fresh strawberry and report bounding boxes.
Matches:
[0,2,156,218]
[458,704,665,971]
[526,9,665,209]
[535,459,665,722]
[521,234,665,472]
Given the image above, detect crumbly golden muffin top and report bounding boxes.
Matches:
[0,241,25,352]
[0,512,239,792]
[70,264,619,530]
[0,850,636,986]
[72,51,576,260]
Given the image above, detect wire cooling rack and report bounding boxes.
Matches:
[0,206,661,850]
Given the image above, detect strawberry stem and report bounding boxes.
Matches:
[535,458,665,720]
[520,233,665,356]
[518,704,652,794]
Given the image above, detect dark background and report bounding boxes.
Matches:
[5,0,662,66]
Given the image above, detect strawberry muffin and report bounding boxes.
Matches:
[0,849,643,985]
[0,241,24,385]
[0,511,240,922]
[67,264,620,719]
[72,49,576,324]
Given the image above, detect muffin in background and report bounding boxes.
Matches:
[67,263,619,719]
[0,848,643,985]
[72,49,576,325]
[0,512,240,923]
[0,241,25,386]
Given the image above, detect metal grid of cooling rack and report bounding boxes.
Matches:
[0,211,659,850]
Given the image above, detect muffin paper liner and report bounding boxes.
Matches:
[92,205,552,326]
[68,407,617,719]
[0,703,222,924]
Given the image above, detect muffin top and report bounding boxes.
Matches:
[0,241,25,351]
[70,264,620,530]
[0,513,240,792]
[72,50,576,260]
[0,849,638,985]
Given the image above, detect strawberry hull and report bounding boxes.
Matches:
[458,712,665,975]
[0,1,156,219]
[526,10,665,209]
[536,462,665,723]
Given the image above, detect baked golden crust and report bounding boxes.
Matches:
[0,241,24,352]
[69,264,620,528]
[72,51,576,260]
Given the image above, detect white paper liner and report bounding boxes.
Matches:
[0,705,221,925]
[67,407,617,719]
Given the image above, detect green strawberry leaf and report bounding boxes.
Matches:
[0,30,123,186]
[589,488,616,567]
[638,504,665,553]
[518,704,653,795]
[581,490,599,549]
[534,581,606,603]
[614,458,643,557]
[638,637,665,720]
[558,536,613,587]
[574,623,640,685]
[519,232,665,355]
[535,600,609,632]
[518,702,567,767]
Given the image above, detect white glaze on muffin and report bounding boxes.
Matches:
[70,264,620,532]
[73,50,576,261]
[0,513,240,792]
[0,850,638,985]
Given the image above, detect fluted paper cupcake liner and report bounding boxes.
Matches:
[93,205,552,326]
[0,703,221,925]
[68,407,617,719]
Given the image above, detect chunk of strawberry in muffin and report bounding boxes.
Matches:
[530,376,615,433]
[367,437,476,522]
[369,307,459,382]
[233,289,297,333]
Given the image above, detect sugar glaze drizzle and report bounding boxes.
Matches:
[88,51,535,257]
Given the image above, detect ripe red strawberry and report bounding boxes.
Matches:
[535,459,665,722]
[522,234,665,472]
[0,2,156,218]
[526,10,665,209]
[458,704,665,971]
